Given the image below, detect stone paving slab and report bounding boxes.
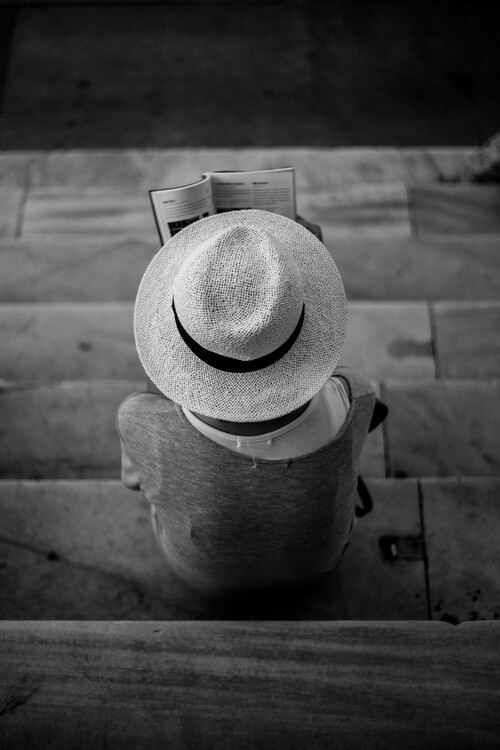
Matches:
[0,153,34,187]
[342,302,434,380]
[0,148,472,190]
[0,380,384,480]
[299,184,411,238]
[409,186,500,236]
[0,380,143,479]
[0,237,156,303]
[17,184,412,240]
[424,148,476,181]
[0,478,426,620]
[2,234,500,303]
[2,623,500,750]
[433,302,500,378]
[0,480,201,620]
[1,303,143,380]
[421,477,500,624]
[328,235,500,301]
[1,301,434,382]
[28,149,413,192]
[0,188,23,238]
[21,188,157,239]
[384,381,500,477]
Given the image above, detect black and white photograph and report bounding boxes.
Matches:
[0,0,499,747]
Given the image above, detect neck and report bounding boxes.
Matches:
[191,401,310,436]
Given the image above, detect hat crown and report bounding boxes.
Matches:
[172,225,304,361]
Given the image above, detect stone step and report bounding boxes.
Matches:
[1,477,498,623]
[0,477,430,621]
[0,147,472,190]
[1,301,438,381]
[15,184,414,240]
[0,380,385,480]
[2,621,499,750]
[0,237,157,302]
[434,301,500,378]
[0,188,24,238]
[3,301,500,381]
[409,185,500,236]
[384,380,500,477]
[5,185,497,243]
[1,380,499,480]
[1,235,499,303]
[0,380,143,480]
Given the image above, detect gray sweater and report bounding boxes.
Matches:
[117,366,375,595]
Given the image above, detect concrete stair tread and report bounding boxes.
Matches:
[2,619,499,749]
[0,188,24,238]
[4,181,498,244]
[385,380,500,477]
[0,147,473,190]
[1,147,498,631]
[1,379,500,480]
[2,477,499,623]
[0,379,385,479]
[1,300,442,381]
[409,185,500,236]
[3,301,500,381]
[2,235,500,303]
[0,380,144,480]
[18,184,413,240]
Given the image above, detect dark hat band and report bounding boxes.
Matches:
[172,299,305,373]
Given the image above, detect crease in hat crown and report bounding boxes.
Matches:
[171,224,305,362]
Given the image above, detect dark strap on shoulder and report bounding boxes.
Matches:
[355,475,373,518]
[369,399,388,433]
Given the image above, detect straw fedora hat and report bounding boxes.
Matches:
[134,209,347,422]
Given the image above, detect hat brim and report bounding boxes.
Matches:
[134,210,347,422]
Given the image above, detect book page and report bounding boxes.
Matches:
[204,167,296,219]
[149,176,215,244]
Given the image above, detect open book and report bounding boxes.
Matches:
[149,166,296,243]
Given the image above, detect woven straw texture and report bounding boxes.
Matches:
[135,210,347,422]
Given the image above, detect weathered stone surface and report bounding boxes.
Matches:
[1,302,434,382]
[327,236,500,301]
[0,237,156,302]
[0,480,204,619]
[433,302,500,378]
[409,185,500,236]
[425,148,477,181]
[421,477,500,623]
[0,189,24,238]
[0,381,143,479]
[21,188,156,239]
[1,303,142,380]
[26,148,415,192]
[384,381,500,477]
[3,619,500,750]
[343,302,434,380]
[0,478,426,620]
[3,234,500,303]
[299,183,411,238]
[0,153,33,187]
